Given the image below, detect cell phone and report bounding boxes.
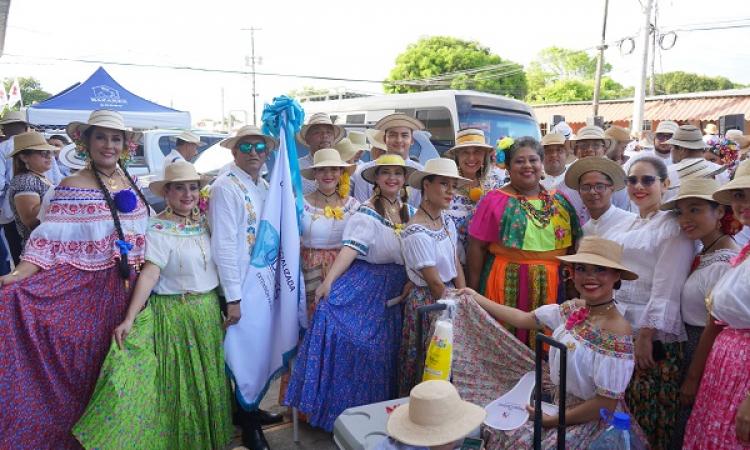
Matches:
[652,340,666,362]
[460,437,484,450]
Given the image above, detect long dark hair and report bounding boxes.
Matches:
[372,166,410,223]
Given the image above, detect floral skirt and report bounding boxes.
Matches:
[284,260,406,431]
[73,291,233,450]
[684,328,750,449]
[398,285,440,397]
[451,295,628,449]
[302,247,339,320]
[625,340,683,450]
[672,324,704,449]
[0,264,133,450]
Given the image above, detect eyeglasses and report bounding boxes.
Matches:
[34,150,54,158]
[238,142,268,154]
[655,133,672,141]
[575,142,604,151]
[579,183,612,193]
[625,175,660,187]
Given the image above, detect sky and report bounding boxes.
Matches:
[2,0,749,126]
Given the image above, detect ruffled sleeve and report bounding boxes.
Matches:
[342,210,376,256]
[403,229,436,271]
[468,190,511,243]
[533,303,563,330]
[593,352,635,399]
[145,225,170,269]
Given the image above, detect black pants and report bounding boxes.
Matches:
[3,222,22,266]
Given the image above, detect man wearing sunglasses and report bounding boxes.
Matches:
[296,112,345,194]
[208,124,283,450]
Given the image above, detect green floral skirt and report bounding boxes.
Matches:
[73,291,233,450]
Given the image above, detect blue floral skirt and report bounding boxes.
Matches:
[284,260,406,431]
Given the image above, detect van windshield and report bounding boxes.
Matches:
[459,109,541,148]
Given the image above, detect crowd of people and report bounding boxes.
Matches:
[0,105,749,450]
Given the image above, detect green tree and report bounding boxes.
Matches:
[385,36,527,99]
[2,77,51,107]
[650,71,744,95]
[528,77,632,104]
[526,47,612,96]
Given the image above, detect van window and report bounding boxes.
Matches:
[159,136,174,156]
[345,114,365,125]
[415,108,453,144]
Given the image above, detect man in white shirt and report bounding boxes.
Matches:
[652,120,679,166]
[540,132,567,190]
[668,125,729,187]
[351,113,425,207]
[207,124,281,450]
[297,112,345,194]
[556,125,632,225]
[564,156,636,239]
[162,130,203,172]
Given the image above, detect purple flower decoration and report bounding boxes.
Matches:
[113,189,137,213]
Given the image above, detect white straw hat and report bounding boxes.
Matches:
[60,143,87,170]
[386,380,485,447]
[540,132,566,146]
[571,125,610,147]
[374,113,425,133]
[713,159,750,205]
[66,110,141,143]
[445,128,493,156]
[296,112,345,146]
[361,154,416,185]
[174,130,205,146]
[366,128,386,150]
[655,120,679,135]
[300,148,355,180]
[557,236,638,280]
[220,125,278,151]
[0,110,28,125]
[149,160,209,197]
[564,156,626,191]
[408,157,470,189]
[661,177,720,211]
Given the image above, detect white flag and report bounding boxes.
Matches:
[7,79,22,108]
[224,114,305,410]
[0,83,7,109]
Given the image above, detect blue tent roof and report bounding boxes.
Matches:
[27,67,190,129]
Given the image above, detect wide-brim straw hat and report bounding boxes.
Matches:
[387,380,486,447]
[445,128,493,157]
[361,154,416,184]
[335,132,370,161]
[672,158,724,184]
[540,132,566,147]
[713,159,750,205]
[655,120,679,135]
[366,128,386,150]
[571,125,611,148]
[661,177,720,211]
[666,125,706,150]
[557,236,638,280]
[295,112,345,146]
[221,124,278,151]
[66,110,142,143]
[564,156,626,191]
[732,134,750,156]
[11,131,57,157]
[0,110,28,126]
[374,113,425,133]
[704,123,719,135]
[60,143,87,170]
[300,148,356,180]
[408,157,470,189]
[149,160,210,197]
[174,130,205,146]
[604,126,631,143]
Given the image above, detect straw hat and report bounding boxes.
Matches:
[295,112,345,146]
[704,123,719,135]
[661,178,720,211]
[604,126,631,143]
[0,110,28,126]
[540,132,566,147]
[407,158,470,189]
[672,158,724,182]
[361,154,416,184]
[220,125,278,151]
[557,236,638,280]
[374,113,425,133]
[149,160,210,197]
[386,380,485,447]
[66,110,142,143]
[666,125,706,150]
[713,159,750,205]
[445,128,493,156]
[11,131,57,157]
[571,125,610,147]
[655,120,679,135]
[366,128,386,150]
[300,148,356,180]
[59,143,87,170]
[174,130,204,146]
[335,131,370,161]
[564,156,626,191]
[726,129,744,141]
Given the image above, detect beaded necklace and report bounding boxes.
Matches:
[514,186,556,228]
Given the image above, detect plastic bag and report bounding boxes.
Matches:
[422,298,457,382]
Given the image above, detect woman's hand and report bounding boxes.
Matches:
[113,317,135,350]
[0,272,22,287]
[736,394,750,443]
[457,287,479,299]
[315,281,331,304]
[526,405,557,428]
[224,302,242,329]
[679,375,700,407]
[634,332,655,370]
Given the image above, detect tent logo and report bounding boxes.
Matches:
[90,85,127,106]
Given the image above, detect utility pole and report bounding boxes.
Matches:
[631,0,654,136]
[592,0,610,117]
[241,27,262,125]
[649,0,658,96]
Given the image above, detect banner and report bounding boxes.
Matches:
[224,96,306,410]
[7,79,22,108]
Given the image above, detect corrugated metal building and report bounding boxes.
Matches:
[532,88,750,134]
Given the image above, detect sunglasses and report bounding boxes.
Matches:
[625,175,660,187]
[575,142,604,151]
[238,142,268,154]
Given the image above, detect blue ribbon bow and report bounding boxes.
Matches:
[115,239,134,257]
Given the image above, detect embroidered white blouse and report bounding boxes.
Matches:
[402,215,459,286]
[534,301,635,400]
[681,248,736,327]
[581,205,637,240]
[145,217,219,295]
[22,186,148,271]
[709,252,750,329]
[611,211,694,342]
[342,203,416,265]
[301,196,360,249]
[208,163,268,301]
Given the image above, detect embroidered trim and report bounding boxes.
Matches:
[23,232,146,271]
[148,218,206,236]
[595,386,625,400]
[343,239,368,256]
[697,249,737,270]
[401,222,449,240]
[559,301,634,358]
[357,204,416,230]
[226,172,259,251]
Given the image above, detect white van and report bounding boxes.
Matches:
[301,89,540,155]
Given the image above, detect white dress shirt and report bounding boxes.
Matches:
[209,162,268,301]
[162,149,186,172]
[540,166,568,191]
[711,253,750,329]
[351,157,423,208]
[582,205,637,240]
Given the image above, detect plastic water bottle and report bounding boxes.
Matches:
[588,409,647,450]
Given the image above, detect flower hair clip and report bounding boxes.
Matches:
[495,136,514,170]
